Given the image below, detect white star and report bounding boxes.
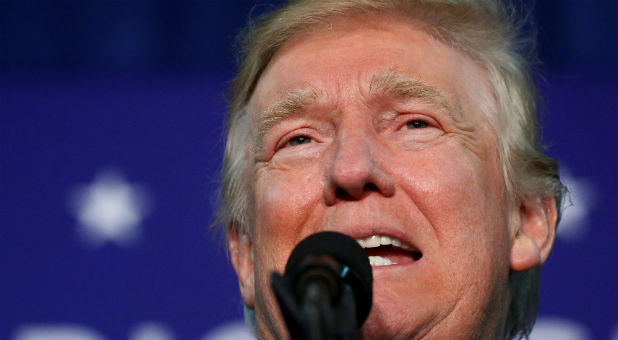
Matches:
[70,169,150,247]
[530,316,591,340]
[201,320,255,340]
[558,168,595,242]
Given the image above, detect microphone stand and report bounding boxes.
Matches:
[270,231,373,340]
[271,265,360,340]
[303,278,336,339]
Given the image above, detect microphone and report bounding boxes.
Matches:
[271,231,373,339]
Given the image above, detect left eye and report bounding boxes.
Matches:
[406,120,429,129]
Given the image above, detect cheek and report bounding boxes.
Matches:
[394,146,511,313]
[255,169,321,226]
[394,144,509,259]
[253,167,325,265]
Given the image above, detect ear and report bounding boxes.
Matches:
[227,223,255,309]
[510,196,558,271]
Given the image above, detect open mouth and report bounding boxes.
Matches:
[356,234,422,266]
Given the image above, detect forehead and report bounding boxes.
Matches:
[248,12,492,125]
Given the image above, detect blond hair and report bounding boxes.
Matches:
[217,1,565,338]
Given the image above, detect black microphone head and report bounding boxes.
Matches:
[284,231,373,326]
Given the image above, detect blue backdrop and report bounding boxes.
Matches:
[1,1,616,339]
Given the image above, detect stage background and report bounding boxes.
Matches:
[1,1,616,339]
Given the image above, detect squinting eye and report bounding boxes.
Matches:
[288,135,312,146]
[406,120,429,129]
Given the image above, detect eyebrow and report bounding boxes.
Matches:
[254,69,452,151]
[255,86,320,151]
[369,68,452,113]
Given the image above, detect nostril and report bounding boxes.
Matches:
[336,187,353,200]
[334,183,381,201]
[363,183,379,192]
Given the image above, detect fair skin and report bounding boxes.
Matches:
[228,13,556,340]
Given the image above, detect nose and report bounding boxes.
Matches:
[323,130,395,205]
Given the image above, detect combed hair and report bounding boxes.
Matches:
[216,1,565,339]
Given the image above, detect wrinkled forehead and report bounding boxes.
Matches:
[246,12,497,133]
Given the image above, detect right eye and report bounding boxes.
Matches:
[287,135,313,147]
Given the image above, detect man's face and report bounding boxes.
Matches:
[241,14,517,339]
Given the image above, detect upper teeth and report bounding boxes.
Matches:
[355,234,411,250]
